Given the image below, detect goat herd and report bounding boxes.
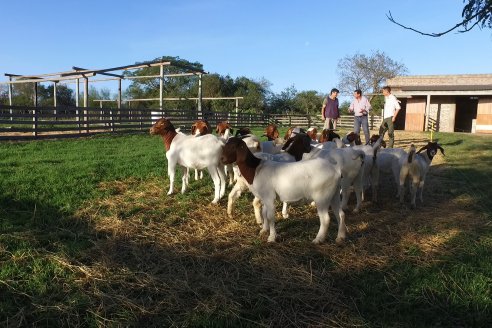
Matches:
[150,118,445,244]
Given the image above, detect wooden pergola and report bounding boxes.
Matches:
[1,59,207,116]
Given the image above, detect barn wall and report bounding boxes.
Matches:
[429,96,456,132]
[476,97,492,133]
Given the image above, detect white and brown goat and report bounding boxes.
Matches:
[222,136,346,244]
[150,118,226,204]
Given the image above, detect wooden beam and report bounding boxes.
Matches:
[0,73,96,84]
[118,79,122,109]
[159,65,164,110]
[198,73,202,119]
[73,66,124,78]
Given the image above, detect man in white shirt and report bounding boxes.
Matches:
[349,89,371,144]
[379,86,401,148]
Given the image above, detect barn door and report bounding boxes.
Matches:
[405,98,426,131]
[476,97,492,133]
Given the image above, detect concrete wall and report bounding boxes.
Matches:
[428,96,456,132]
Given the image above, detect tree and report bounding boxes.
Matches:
[293,91,324,116]
[336,51,407,97]
[387,0,492,37]
[267,85,298,114]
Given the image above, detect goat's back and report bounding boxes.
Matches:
[168,134,223,169]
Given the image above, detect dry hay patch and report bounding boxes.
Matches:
[68,137,487,326]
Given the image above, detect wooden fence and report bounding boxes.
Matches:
[0,104,382,140]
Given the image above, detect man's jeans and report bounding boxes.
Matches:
[354,115,370,144]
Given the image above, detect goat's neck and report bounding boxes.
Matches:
[418,151,433,166]
[236,150,261,185]
[161,130,178,151]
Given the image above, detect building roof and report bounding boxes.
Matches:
[387,74,492,97]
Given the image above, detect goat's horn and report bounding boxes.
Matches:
[437,145,445,156]
[417,145,428,153]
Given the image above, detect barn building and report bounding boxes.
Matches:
[387,74,492,133]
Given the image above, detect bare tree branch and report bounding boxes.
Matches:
[386,8,489,37]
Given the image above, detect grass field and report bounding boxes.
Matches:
[1,128,491,327]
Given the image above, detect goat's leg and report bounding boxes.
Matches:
[399,167,409,204]
[181,166,189,194]
[208,166,221,204]
[281,202,289,219]
[410,176,420,209]
[330,188,347,244]
[371,167,379,202]
[252,197,263,225]
[217,164,227,199]
[167,161,177,195]
[312,202,331,244]
[353,179,363,213]
[265,201,277,243]
[227,180,244,218]
[340,177,351,212]
[418,176,426,203]
[194,169,199,181]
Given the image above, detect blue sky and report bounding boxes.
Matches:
[1,0,491,97]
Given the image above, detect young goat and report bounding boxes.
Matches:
[222,137,346,244]
[303,146,366,213]
[227,133,313,221]
[263,124,280,141]
[150,118,226,204]
[399,142,444,208]
[216,121,234,140]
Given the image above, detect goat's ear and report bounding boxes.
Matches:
[437,145,445,156]
[282,137,294,150]
[216,126,220,133]
[417,145,428,153]
[230,128,234,135]
[191,126,196,134]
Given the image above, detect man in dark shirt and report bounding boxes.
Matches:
[321,88,340,130]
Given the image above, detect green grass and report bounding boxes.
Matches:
[0,128,491,327]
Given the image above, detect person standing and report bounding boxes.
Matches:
[379,86,401,148]
[349,89,371,144]
[321,88,340,130]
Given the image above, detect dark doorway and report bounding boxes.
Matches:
[454,96,478,132]
[394,98,407,130]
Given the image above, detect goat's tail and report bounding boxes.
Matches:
[408,144,417,163]
[352,150,366,166]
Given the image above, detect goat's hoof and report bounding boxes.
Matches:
[227,212,233,219]
[353,208,360,214]
[267,236,276,243]
[282,213,289,219]
[167,191,173,196]
[211,199,219,205]
[312,238,322,245]
[335,237,346,244]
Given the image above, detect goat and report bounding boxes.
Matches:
[351,135,385,202]
[235,127,252,137]
[399,142,445,208]
[284,126,306,140]
[227,134,313,221]
[221,137,346,244]
[263,124,280,141]
[307,127,318,142]
[190,119,213,180]
[303,146,366,213]
[216,121,234,140]
[150,118,226,204]
[342,132,362,146]
[319,129,344,148]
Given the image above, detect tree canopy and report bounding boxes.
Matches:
[387,0,492,37]
[336,51,408,96]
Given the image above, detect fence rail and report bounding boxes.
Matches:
[0,105,382,140]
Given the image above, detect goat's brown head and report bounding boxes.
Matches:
[320,129,340,143]
[221,137,247,165]
[282,133,312,161]
[150,118,175,136]
[369,134,386,148]
[235,127,252,137]
[306,127,318,141]
[346,132,362,145]
[216,121,233,136]
[417,141,445,160]
[191,120,211,136]
[264,124,279,141]
[284,127,306,140]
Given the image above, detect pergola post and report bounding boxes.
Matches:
[424,94,431,131]
[117,78,122,109]
[159,65,164,111]
[33,82,38,137]
[84,77,89,133]
[53,82,57,118]
[8,76,13,120]
[198,73,202,119]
